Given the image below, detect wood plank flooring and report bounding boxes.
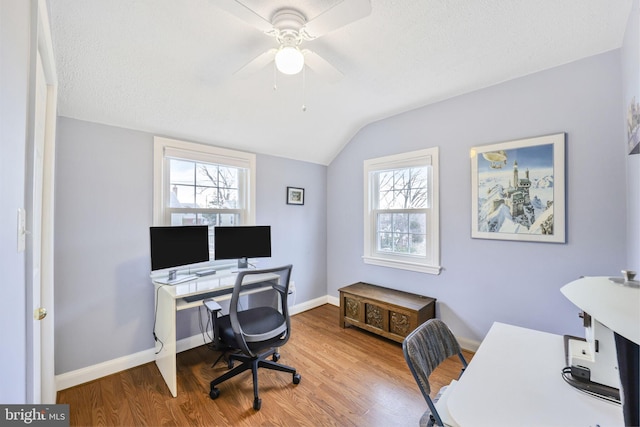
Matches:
[57,304,473,426]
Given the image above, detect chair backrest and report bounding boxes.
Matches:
[402,318,467,401]
[229,265,293,356]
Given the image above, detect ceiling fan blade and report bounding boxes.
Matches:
[303,50,344,83]
[234,48,277,78]
[214,0,274,34]
[302,0,371,39]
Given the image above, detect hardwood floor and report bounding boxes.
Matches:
[57,304,472,426]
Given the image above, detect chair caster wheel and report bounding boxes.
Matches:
[209,387,220,400]
[293,373,301,384]
[253,397,261,410]
[272,352,280,362]
[227,360,234,369]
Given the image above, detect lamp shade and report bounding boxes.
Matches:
[275,46,304,75]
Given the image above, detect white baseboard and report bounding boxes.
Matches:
[56,347,156,392]
[289,295,329,315]
[56,295,478,392]
[56,297,328,391]
[456,336,481,353]
[327,295,339,306]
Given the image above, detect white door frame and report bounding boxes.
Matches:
[26,0,57,404]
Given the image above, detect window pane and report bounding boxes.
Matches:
[197,214,216,225]
[378,232,393,252]
[218,166,238,189]
[410,213,426,254]
[171,184,194,206]
[196,164,218,187]
[394,233,410,253]
[374,212,428,256]
[393,169,409,189]
[170,159,195,186]
[393,213,408,232]
[201,213,218,226]
[378,190,394,209]
[379,190,408,209]
[169,159,243,210]
[409,213,426,234]
[376,167,429,209]
[222,189,239,208]
[409,167,428,208]
[378,170,394,192]
[219,213,238,226]
[195,186,217,208]
[410,233,426,254]
[393,190,408,209]
[378,213,392,232]
[409,188,427,208]
[171,212,240,227]
[170,213,199,225]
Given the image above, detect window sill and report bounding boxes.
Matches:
[362,256,442,275]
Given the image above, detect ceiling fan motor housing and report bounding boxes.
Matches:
[272,9,308,45]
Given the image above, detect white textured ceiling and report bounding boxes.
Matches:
[47,0,631,165]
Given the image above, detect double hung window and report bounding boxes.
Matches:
[363,148,441,274]
[153,137,256,252]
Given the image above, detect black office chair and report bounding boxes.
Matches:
[402,319,468,427]
[208,265,300,410]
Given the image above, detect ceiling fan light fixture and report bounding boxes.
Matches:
[275,46,304,75]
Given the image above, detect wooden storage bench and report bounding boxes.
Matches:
[338,282,436,343]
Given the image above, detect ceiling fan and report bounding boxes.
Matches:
[215,0,372,82]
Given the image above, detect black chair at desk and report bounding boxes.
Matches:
[206,264,301,410]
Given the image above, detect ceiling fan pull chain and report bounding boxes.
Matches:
[273,61,278,91]
[301,66,307,112]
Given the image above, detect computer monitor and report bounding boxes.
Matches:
[214,225,271,268]
[149,225,210,280]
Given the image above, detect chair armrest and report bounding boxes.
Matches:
[204,299,222,312]
[272,284,287,294]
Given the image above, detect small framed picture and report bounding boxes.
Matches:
[286,187,305,205]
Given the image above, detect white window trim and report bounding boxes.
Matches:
[153,136,256,226]
[363,147,441,275]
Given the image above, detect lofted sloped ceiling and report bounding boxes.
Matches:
[47,0,631,165]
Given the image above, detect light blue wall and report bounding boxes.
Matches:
[255,154,327,303]
[327,51,627,343]
[54,119,154,374]
[0,0,30,403]
[54,118,327,374]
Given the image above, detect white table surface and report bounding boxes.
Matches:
[446,322,624,427]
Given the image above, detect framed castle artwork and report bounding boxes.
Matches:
[470,133,566,243]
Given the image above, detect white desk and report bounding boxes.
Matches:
[446,322,624,427]
[152,269,277,397]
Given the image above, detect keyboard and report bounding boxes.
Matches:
[156,274,198,285]
[196,269,217,277]
[181,281,267,302]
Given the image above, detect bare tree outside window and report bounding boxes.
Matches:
[363,147,440,274]
[168,159,243,227]
[375,166,429,255]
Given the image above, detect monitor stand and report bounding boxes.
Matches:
[168,269,178,281]
[237,257,248,269]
